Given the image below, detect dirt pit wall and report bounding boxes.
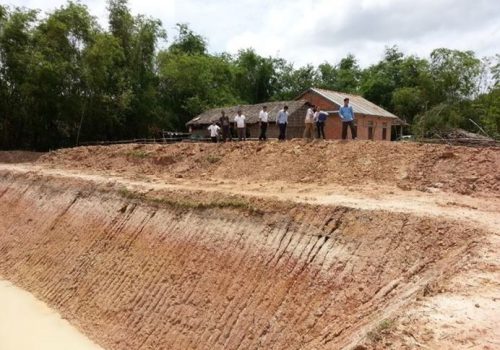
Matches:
[0,170,483,350]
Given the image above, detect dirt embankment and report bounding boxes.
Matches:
[0,170,488,350]
[0,150,44,163]
[1,142,499,349]
[38,141,500,197]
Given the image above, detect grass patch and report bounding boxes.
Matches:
[118,188,145,200]
[150,196,255,211]
[125,150,149,159]
[117,187,263,214]
[206,154,221,164]
[366,319,395,343]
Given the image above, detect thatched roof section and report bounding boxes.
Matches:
[186,100,308,126]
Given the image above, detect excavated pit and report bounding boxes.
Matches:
[0,167,487,350]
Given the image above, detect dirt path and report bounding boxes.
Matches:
[2,163,499,233]
[0,279,103,350]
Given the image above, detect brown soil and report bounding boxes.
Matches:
[0,142,499,350]
[39,141,500,197]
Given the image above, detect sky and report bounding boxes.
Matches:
[5,0,500,67]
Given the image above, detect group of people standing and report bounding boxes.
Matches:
[207,97,357,142]
[303,105,328,140]
[207,105,290,142]
[303,98,356,140]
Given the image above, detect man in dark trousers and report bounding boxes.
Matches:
[339,98,357,140]
[219,110,231,141]
[258,105,269,141]
[316,109,328,139]
[276,105,289,141]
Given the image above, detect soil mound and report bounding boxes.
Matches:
[39,141,500,196]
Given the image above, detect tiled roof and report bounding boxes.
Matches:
[300,88,400,119]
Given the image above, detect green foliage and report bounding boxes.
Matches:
[157,50,239,128]
[392,87,425,124]
[205,154,221,163]
[429,48,482,102]
[233,48,279,103]
[470,88,500,137]
[317,54,361,93]
[169,23,207,55]
[367,318,395,343]
[412,103,464,137]
[125,149,149,158]
[117,186,258,212]
[273,62,319,100]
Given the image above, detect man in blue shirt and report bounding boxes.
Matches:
[339,98,357,140]
[276,105,289,141]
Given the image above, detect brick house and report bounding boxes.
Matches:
[296,88,402,140]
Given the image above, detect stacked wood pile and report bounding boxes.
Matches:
[425,129,499,147]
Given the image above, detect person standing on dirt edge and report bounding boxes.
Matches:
[339,98,357,140]
[259,106,269,141]
[276,105,289,141]
[303,104,315,140]
[234,110,246,141]
[207,121,221,143]
[316,109,328,139]
[219,110,231,142]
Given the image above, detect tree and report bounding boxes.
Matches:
[157,51,239,128]
[168,23,207,55]
[24,2,99,149]
[80,33,127,143]
[233,48,279,104]
[360,46,406,109]
[392,87,425,124]
[273,62,319,100]
[429,48,482,102]
[335,54,361,92]
[0,7,39,148]
[105,0,167,139]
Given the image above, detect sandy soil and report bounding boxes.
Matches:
[0,142,498,350]
[0,279,103,350]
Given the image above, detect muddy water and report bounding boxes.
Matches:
[0,280,103,350]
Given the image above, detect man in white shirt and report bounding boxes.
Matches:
[303,105,315,140]
[258,105,269,141]
[207,121,221,143]
[234,110,246,141]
